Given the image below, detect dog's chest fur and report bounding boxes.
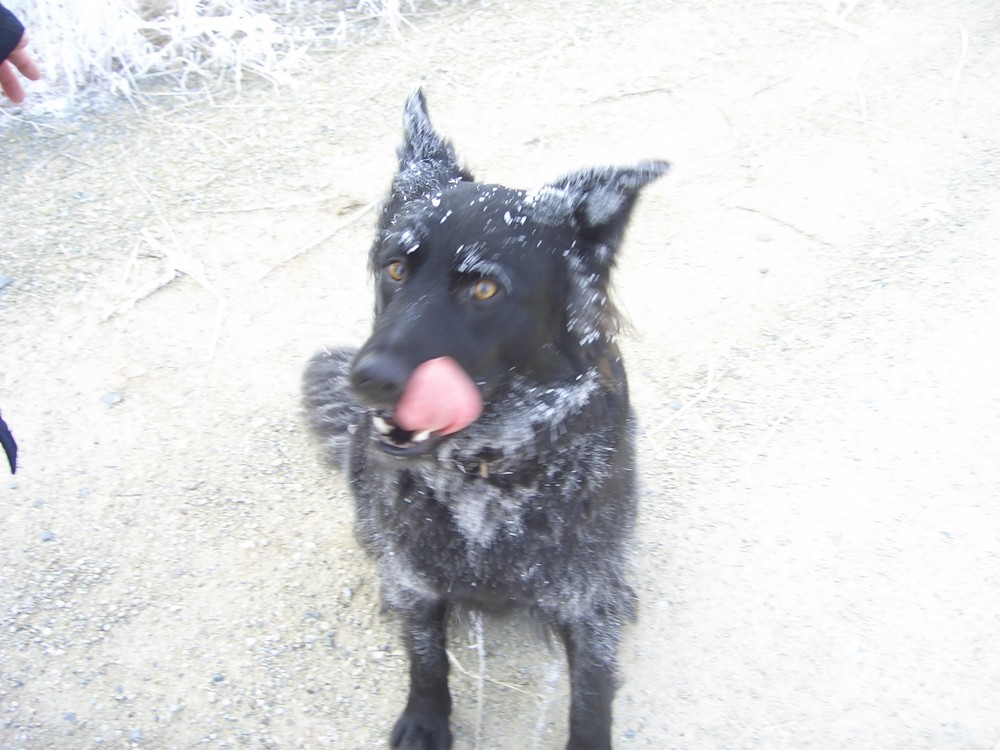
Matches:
[305,350,635,616]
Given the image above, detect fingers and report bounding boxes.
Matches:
[9,35,41,81]
[0,60,27,104]
[0,34,40,103]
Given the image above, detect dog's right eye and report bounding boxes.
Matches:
[386,261,407,282]
[470,279,499,301]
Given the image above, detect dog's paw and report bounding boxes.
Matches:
[390,709,453,750]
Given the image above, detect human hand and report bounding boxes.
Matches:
[0,33,40,103]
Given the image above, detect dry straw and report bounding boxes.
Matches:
[6,0,451,100]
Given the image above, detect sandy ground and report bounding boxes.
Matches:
[2,0,1000,748]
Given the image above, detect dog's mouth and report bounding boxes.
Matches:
[371,411,448,456]
[362,356,483,458]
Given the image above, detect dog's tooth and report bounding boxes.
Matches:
[412,430,432,443]
[373,416,393,435]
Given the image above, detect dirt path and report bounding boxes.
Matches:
[2,1,999,747]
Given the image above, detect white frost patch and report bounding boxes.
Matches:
[379,550,437,606]
[451,492,494,547]
[410,368,607,550]
[451,368,602,467]
[454,244,484,270]
[565,253,610,346]
[398,228,421,255]
[525,185,574,226]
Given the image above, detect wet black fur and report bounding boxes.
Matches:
[303,90,668,750]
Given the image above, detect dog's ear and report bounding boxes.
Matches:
[530,161,668,349]
[531,160,669,269]
[392,89,472,203]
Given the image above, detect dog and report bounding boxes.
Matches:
[303,89,667,750]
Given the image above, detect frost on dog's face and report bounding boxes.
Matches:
[368,182,576,382]
[350,89,668,455]
[367,89,668,367]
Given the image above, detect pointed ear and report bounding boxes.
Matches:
[530,160,669,265]
[530,161,668,349]
[392,89,473,202]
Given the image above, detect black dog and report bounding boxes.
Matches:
[303,90,667,750]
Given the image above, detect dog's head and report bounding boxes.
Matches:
[350,90,668,456]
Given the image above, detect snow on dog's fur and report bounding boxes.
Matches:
[303,89,668,750]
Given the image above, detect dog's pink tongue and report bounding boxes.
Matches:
[395,357,482,436]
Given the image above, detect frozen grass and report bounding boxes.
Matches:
[5,0,466,100]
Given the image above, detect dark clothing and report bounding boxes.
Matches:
[0,2,26,63]
[0,411,15,473]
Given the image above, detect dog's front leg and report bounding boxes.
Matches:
[559,615,620,750]
[391,598,453,750]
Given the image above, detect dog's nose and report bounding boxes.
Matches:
[350,350,412,408]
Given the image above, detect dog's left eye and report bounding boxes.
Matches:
[470,279,499,301]
[386,261,407,282]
